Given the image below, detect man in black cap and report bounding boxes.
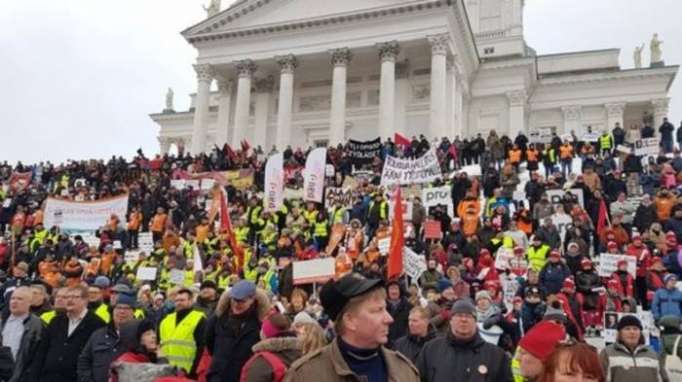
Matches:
[416,299,513,382]
[285,273,419,381]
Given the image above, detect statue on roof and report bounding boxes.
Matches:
[650,33,663,65]
[203,0,221,18]
[633,44,644,69]
[164,88,174,112]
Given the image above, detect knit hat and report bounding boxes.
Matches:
[451,299,476,318]
[617,315,643,331]
[114,293,137,308]
[562,278,575,291]
[261,313,291,339]
[93,276,110,289]
[664,273,678,284]
[292,311,317,326]
[518,321,566,362]
[475,290,491,302]
[580,258,592,268]
[437,278,453,293]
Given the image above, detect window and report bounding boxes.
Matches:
[484,47,495,55]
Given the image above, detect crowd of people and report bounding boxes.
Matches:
[0,116,682,381]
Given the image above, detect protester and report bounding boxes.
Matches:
[515,320,566,381]
[159,288,206,377]
[394,306,436,364]
[240,312,301,382]
[0,287,42,382]
[538,342,605,382]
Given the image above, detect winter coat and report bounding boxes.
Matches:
[652,287,682,321]
[0,347,13,382]
[600,341,668,382]
[109,352,175,382]
[539,262,571,295]
[393,331,436,364]
[0,314,42,382]
[416,331,513,382]
[205,288,271,382]
[76,320,139,382]
[520,302,546,333]
[387,297,413,345]
[241,335,301,382]
[576,270,601,310]
[32,310,106,382]
[284,338,419,382]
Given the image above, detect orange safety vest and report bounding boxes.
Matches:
[509,149,522,164]
[560,145,573,160]
[526,149,539,162]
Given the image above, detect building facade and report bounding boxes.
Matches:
[150,0,678,155]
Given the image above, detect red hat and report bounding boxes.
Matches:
[484,280,500,292]
[633,234,642,243]
[562,278,575,290]
[666,231,676,240]
[580,258,593,268]
[480,248,491,257]
[513,296,523,304]
[651,257,664,267]
[518,321,566,362]
[549,250,561,259]
[607,241,618,250]
[607,279,620,289]
[617,259,628,268]
[514,246,524,255]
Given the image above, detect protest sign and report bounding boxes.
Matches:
[293,257,335,285]
[388,200,412,222]
[352,170,375,184]
[324,187,354,209]
[170,180,185,190]
[44,194,129,232]
[378,238,390,256]
[616,145,632,155]
[422,186,453,216]
[136,267,157,281]
[200,178,215,190]
[381,148,442,186]
[224,169,255,189]
[348,138,381,166]
[545,188,584,208]
[581,132,601,142]
[138,232,154,252]
[404,247,427,281]
[124,250,141,264]
[550,212,573,243]
[325,164,335,177]
[283,187,303,201]
[494,247,515,271]
[501,275,520,312]
[185,180,200,190]
[303,148,326,203]
[529,128,553,144]
[9,172,32,192]
[424,220,442,239]
[264,153,284,212]
[170,269,185,285]
[598,253,637,277]
[458,165,482,177]
[634,138,659,156]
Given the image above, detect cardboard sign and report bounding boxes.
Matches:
[293,258,336,285]
[598,253,637,277]
[529,128,553,144]
[424,220,442,239]
[634,138,659,157]
[381,148,442,186]
[494,247,515,270]
[124,250,141,264]
[170,180,185,189]
[138,232,154,252]
[136,266,158,281]
[324,187,354,209]
[422,186,453,216]
[325,164,335,177]
[378,238,391,256]
[550,212,573,243]
[169,269,185,285]
[404,247,427,282]
[545,188,584,208]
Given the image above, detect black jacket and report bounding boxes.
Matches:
[33,311,106,382]
[394,331,436,364]
[76,320,139,382]
[0,314,43,382]
[387,297,413,345]
[416,331,513,382]
[0,347,13,382]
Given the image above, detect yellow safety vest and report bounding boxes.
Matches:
[184,270,195,288]
[218,274,230,290]
[235,227,250,244]
[314,221,328,238]
[94,303,111,324]
[527,244,550,273]
[332,208,345,225]
[134,308,145,320]
[160,310,205,372]
[511,349,524,382]
[599,134,612,149]
[40,310,57,325]
[302,210,317,225]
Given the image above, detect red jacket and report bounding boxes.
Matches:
[557,292,584,340]
[626,245,651,278]
[610,271,635,298]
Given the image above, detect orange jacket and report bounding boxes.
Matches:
[39,260,61,288]
[196,224,210,243]
[127,212,142,231]
[509,149,522,164]
[458,198,481,237]
[559,144,573,160]
[526,149,539,162]
[150,213,167,233]
[654,195,675,221]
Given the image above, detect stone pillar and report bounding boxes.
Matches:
[377,41,400,140]
[395,60,410,138]
[158,137,171,155]
[562,105,583,135]
[454,74,464,139]
[446,57,458,138]
[605,102,626,131]
[232,59,257,147]
[275,54,297,150]
[190,64,214,155]
[652,97,670,131]
[329,48,352,145]
[253,76,274,150]
[428,34,450,140]
[506,90,527,139]
[216,78,234,148]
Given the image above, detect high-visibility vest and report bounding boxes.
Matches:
[94,303,111,324]
[509,149,522,164]
[559,145,573,160]
[218,274,230,290]
[159,310,205,372]
[527,244,550,273]
[134,308,145,320]
[511,349,524,382]
[184,270,195,287]
[40,310,57,325]
[599,134,612,149]
[248,206,263,225]
[526,149,539,162]
[302,210,317,225]
[314,221,328,238]
[331,207,346,225]
[235,227,250,244]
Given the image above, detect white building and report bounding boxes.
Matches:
[150,0,678,155]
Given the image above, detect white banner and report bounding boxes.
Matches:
[136,266,158,281]
[264,153,284,212]
[303,148,327,203]
[44,194,129,232]
[293,257,335,285]
[422,186,453,216]
[381,148,442,186]
[598,253,637,277]
[546,188,584,208]
[138,232,154,253]
[530,128,553,144]
[634,138,659,156]
[404,247,427,282]
[550,212,573,244]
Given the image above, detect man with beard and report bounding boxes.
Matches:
[159,288,206,377]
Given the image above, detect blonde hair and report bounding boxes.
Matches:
[335,287,386,336]
[298,322,327,355]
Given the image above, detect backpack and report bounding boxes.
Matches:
[240,351,287,382]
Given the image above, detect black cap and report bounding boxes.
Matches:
[320,273,383,321]
[617,315,643,331]
[200,280,218,291]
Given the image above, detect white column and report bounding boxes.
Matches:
[275,54,297,150]
[653,97,670,131]
[377,41,400,140]
[428,34,450,140]
[232,59,257,147]
[253,76,274,150]
[395,60,410,137]
[562,105,583,135]
[215,78,234,148]
[158,137,171,155]
[190,64,214,155]
[446,57,458,138]
[605,102,626,131]
[329,48,352,146]
[454,75,464,139]
[506,90,527,139]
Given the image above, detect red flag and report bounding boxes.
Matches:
[387,188,405,280]
[596,198,610,235]
[394,133,410,147]
[218,188,245,270]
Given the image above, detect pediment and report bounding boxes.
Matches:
[183,0,436,38]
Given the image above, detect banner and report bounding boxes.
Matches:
[9,172,32,192]
[303,148,327,203]
[404,247,427,282]
[381,148,442,186]
[598,253,637,277]
[324,187,354,209]
[424,219,442,239]
[264,153,284,212]
[634,138,659,156]
[546,188,584,208]
[44,194,129,232]
[529,128,553,144]
[348,138,381,166]
[550,212,573,243]
[422,186,453,216]
[293,257,335,285]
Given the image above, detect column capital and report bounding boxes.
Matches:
[234,59,257,78]
[376,41,400,63]
[562,105,582,121]
[254,75,275,93]
[506,90,527,107]
[217,78,234,94]
[428,33,451,56]
[330,48,353,67]
[193,64,214,83]
[652,97,670,114]
[605,102,626,117]
[275,54,298,74]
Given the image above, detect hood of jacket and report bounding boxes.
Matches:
[215,286,271,320]
[252,335,301,353]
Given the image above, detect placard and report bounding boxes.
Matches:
[136,267,158,281]
[124,250,141,264]
[170,180,185,190]
[422,186,453,216]
[550,212,573,243]
[634,138,659,157]
[424,220,442,239]
[138,232,154,252]
[293,258,336,285]
[378,238,391,256]
[529,128,553,144]
[381,148,442,186]
[185,180,200,190]
[170,269,185,285]
[324,187,354,209]
[404,247,427,281]
[44,194,129,232]
[494,247,514,270]
[598,253,637,277]
[325,164,335,177]
[200,178,215,190]
[348,138,382,166]
[545,188,584,208]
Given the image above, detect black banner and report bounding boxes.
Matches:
[348,138,381,167]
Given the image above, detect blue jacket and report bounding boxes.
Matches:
[652,287,682,321]
[539,262,571,295]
